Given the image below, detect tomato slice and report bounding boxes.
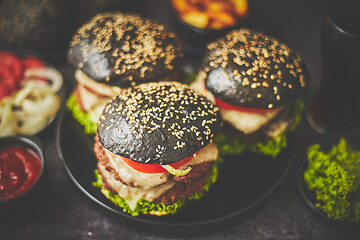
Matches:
[214,96,276,113]
[22,57,47,82]
[22,57,45,70]
[0,84,11,100]
[0,67,18,94]
[0,51,46,100]
[0,51,23,80]
[121,153,196,174]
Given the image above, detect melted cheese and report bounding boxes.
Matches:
[190,73,215,102]
[180,142,218,168]
[191,75,281,134]
[88,103,111,123]
[105,148,170,190]
[101,142,218,210]
[99,164,175,210]
[265,117,291,137]
[104,142,218,190]
[220,107,281,134]
[75,69,121,97]
[75,69,121,113]
[76,84,111,114]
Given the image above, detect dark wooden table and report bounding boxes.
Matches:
[1,0,360,239]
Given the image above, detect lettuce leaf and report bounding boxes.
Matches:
[93,156,223,216]
[66,94,97,134]
[304,138,360,222]
[181,72,198,85]
[215,99,304,157]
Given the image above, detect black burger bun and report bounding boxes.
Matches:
[202,28,308,109]
[67,12,184,88]
[97,81,221,165]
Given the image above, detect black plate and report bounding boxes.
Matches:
[56,109,296,235]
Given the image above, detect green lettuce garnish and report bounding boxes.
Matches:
[66,94,97,134]
[215,99,304,157]
[304,138,360,223]
[179,71,304,158]
[93,156,223,216]
[181,72,198,85]
[215,132,287,158]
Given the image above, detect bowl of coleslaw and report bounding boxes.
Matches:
[0,50,64,137]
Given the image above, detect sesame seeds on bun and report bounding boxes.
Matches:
[97,81,221,165]
[68,12,184,88]
[202,28,308,109]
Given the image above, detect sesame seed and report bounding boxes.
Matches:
[201,28,308,108]
[69,12,183,86]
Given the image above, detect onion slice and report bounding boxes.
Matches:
[160,164,192,176]
[0,66,63,137]
[0,99,16,137]
[24,67,63,93]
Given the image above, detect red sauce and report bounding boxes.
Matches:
[0,146,42,201]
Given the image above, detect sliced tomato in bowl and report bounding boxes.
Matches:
[21,56,47,82]
[22,57,45,70]
[0,51,23,80]
[0,51,47,101]
[0,85,11,100]
[0,67,17,89]
[0,66,19,99]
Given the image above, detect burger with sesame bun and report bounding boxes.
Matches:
[93,81,222,216]
[66,12,184,134]
[192,28,308,157]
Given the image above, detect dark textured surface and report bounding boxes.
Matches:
[1,0,360,239]
[97,82,220,164]
[0,0,76,50]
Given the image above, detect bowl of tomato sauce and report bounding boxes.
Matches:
[0,136,44,204]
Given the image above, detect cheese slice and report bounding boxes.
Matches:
[191,74,281,134]
[100,142,218,211]
[75,69,121,113]
[75,69,121,97]
[220,107,282,134]
[98,164,175,210]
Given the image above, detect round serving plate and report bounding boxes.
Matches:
[56,109,296,235]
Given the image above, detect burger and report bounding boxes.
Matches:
[192,28,308,157]
[66,12,184,134]
[93,81,222,216]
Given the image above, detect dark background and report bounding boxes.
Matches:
[1,0,360,239]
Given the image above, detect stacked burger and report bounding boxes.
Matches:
[192,28,308,157]
[66,12,224,216]
[66,12,308,217]
[67,12,184,134]
[93,82,221,216]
